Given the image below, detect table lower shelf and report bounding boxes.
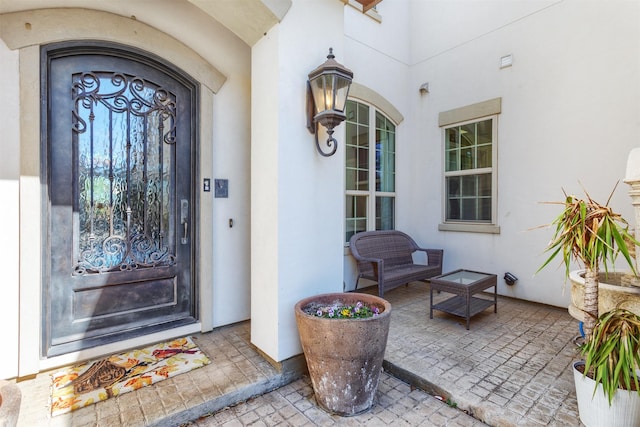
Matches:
[431,295,495,321]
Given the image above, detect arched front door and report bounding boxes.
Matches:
[42,42,199,357]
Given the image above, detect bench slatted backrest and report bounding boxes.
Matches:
[351,231,417,275]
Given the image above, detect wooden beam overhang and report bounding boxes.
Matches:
[353,0,383,13]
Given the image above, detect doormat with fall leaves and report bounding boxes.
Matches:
[50,336,210,417]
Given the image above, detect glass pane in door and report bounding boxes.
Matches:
[73,72,177,275]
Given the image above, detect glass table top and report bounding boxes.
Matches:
[435,270,491,285]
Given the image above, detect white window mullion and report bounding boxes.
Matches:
[368,106,377,231]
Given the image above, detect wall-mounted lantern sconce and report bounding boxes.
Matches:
[306,48,354,157]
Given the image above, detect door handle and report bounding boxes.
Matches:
[180,199,189,244]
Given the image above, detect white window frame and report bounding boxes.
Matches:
[438,98,501,234]
[345,99,397,244]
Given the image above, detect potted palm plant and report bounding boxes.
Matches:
[538,185,638,338]
[573,308,640,426]
[538,185,640,426]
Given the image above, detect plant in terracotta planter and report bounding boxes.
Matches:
[294,292,391,416]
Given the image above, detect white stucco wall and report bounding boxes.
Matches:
[405,0,640,308]
[344,0,411,112]
[250,29,281,361]
[0,39,21,379]
[340,0,640,311]
[251,0,347,362]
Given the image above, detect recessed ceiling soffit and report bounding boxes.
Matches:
[187,0,291,46]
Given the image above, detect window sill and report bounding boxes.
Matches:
[438,223,500,234]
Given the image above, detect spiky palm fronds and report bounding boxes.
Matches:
[538,186,637,279]
[582,308,640,405]
[537,183,639,339]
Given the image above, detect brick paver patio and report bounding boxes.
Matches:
[14,281,583,426]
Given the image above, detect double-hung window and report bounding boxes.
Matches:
[345,99,396,243]
[439,98,500,233]
[444,117,495,222]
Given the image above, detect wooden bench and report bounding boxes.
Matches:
[349,230,444,297]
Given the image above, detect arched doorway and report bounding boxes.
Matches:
[42,41,199,357]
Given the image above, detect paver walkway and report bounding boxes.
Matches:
[187,373,486,426]
[14,281,583,426]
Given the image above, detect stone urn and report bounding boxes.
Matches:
[569,270,640,322]
[0,380,21,427]
[294,292,391,416]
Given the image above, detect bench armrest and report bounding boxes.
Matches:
[415,248,444,268]
[351,254,384,278]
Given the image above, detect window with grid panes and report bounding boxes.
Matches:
[345,99,396,243]
[444,117,496,223]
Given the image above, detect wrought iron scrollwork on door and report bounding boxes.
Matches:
[71,72,178,275]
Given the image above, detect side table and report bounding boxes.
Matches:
[429,269,497,330]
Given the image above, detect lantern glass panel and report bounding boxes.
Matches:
[333,75,351,112]
[310,74,332,113]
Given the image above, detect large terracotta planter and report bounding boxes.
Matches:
[573,361,640,427]
[294,292,391,416]
[569,270,640,321]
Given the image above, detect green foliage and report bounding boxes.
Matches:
[537,185,639,278]
[581,308,640,405]
[537,184,640,404]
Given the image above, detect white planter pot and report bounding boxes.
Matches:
[573,361,640,427]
